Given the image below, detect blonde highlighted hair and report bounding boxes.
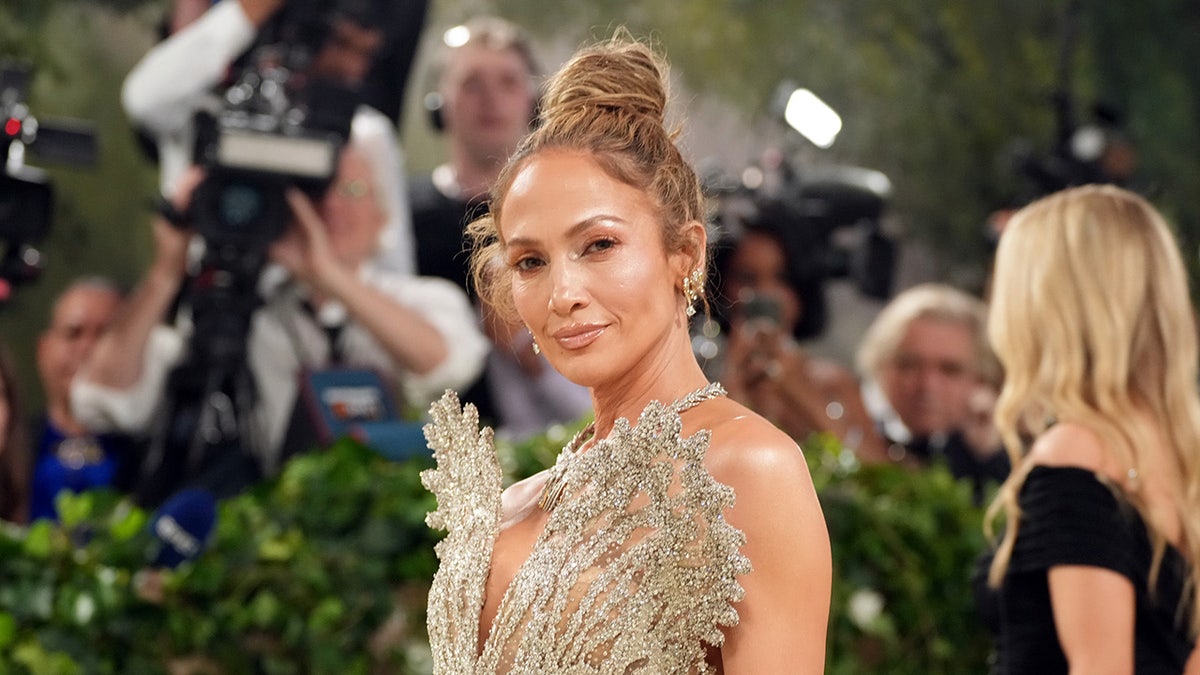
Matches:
[985,184,1200,635]
[466,30,706,320]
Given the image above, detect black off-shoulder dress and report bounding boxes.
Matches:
[975,466,1195,674]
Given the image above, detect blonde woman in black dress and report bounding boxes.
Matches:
[982,184,1200,673]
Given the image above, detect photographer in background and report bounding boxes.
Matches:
[71,126,488,505]
[705,223,889,461]
[856,283,1008,502]
[122,0,423,275]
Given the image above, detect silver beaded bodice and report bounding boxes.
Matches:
[421,388,750,674]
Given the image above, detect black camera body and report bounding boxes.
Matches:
[730,159,897,339]
[186,0,387,255]
[1,62,96,295]
[0,166,52,246]
[190,66,356,255]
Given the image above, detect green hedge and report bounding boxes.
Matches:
[0,429,992,673]
[805,434,993,674]
[0,440,439,674]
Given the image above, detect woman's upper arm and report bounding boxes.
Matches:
[709,428,832,674]
[1047,564,1136,674]
[1186,643,1200,675]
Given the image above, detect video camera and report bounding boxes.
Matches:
[133,0,374,508]
[712,155,896,339]
[190,0,361,259]
[180,0,365,370]
[0,62,96,299]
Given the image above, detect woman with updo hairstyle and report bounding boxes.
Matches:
[422,31,831,673]
[978,184,1200,673]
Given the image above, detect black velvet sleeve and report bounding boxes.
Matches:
[1005,465,1144,582]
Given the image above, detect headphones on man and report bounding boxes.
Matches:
[422,18,542,134]
[423,91,541,134]
[424,92,449,132]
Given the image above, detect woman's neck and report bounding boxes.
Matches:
[589,332,709,440]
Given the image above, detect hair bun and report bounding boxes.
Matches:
[540,36,668,127]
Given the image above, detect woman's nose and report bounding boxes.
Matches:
[548,262,588,315]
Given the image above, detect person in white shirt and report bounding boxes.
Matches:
[71,125,488,504]
[121,0,417,275]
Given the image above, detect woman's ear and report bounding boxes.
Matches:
[678,220,709,274]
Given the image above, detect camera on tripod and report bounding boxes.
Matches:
[0,61,96,299]
[133,0,369,508]
[180,0,362,364]
[189,0,361,260]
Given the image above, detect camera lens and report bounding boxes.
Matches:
[216,181,265,231]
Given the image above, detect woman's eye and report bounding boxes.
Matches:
[514,256,544,271]
[585,238,616,254]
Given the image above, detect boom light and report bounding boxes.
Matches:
[783,88,842,149]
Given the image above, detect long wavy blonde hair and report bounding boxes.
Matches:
[985,184,1200,634]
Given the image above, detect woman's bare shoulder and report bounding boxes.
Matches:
[694,398,812,489]
[1028,422,1111,474]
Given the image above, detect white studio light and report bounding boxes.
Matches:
[443,25,471,48]
[784,88,842,149]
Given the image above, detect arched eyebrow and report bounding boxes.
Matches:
[503,215,626,250]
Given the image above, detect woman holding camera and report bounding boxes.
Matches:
[707,224,887,461]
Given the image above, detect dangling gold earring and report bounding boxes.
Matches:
[682,267,704,317]
[529,330,541,355]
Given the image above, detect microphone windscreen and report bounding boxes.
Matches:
[148,488,217,568]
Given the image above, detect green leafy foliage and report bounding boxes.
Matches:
[1,421,994,671]
[806,434,992,673]
[0,440,439,674]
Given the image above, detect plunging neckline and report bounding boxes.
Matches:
[422,384,748,674]
[473,383,728,664]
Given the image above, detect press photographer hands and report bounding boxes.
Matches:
[721,292,887,460]
[269,187,351,295]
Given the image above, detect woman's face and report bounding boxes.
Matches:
[320,147,385,267]
[723,230,801,331]
[500,150,690,388]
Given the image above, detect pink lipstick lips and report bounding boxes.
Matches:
[551,323,606,350]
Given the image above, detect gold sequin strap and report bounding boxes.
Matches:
[420,391,505,673]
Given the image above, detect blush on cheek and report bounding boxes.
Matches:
[605,266,646,298]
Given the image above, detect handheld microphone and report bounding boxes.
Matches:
[148,488,217,568]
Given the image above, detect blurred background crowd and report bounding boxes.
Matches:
[2,0,1199,538]
[1,0,1200,667]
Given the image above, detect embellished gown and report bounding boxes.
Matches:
[421,391,751,674]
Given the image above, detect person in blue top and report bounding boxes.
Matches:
[29,277,138,521]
